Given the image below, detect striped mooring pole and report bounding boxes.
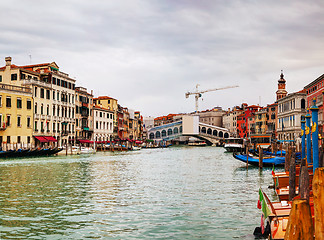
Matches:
[310,98,319,174]
[301,115,306,160]
[305,110,312,164]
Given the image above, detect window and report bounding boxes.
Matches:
[53,90,55,100]
[57,92,59,101]
[35,103,37,114]
[53,77,56,84]
[7,136,10,144]
[47,105,49,115]
[53,122,55,131]
[46,89,50,99]
[35,121,38,131]
[53,106,55,116]
[27,99,31,109]
[6,115,11,126]
[57,79,60,86]
[34,87,37,97]
[40,89,44,98]
[27,117,31,128]
[96,121,98,129]
[27,136,30,144]
[0,75,2,82]
[0,95,2,107]
[11,73,17,80]
[6,97,11,108]
[41,104,43,115]
[17,98,22,109]
[17,116,21,127]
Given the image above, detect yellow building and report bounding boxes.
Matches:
[255,108,268,134]
[0,83,33,149]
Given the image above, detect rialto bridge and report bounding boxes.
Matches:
[147,115,230,145]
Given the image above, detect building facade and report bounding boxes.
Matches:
[93,106,114,142]
[75,87,93,142]
[276,90,306,142]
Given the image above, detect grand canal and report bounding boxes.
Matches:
[0,146,279,239]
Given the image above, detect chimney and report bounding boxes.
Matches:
[5,56,12,66]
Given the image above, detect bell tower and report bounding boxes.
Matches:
[276,70,288,101]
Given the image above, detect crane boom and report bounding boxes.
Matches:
[185,84,239,112]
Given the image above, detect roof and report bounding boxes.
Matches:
[94,96,117,101]
[304,74,324,89]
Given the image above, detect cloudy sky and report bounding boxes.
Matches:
[1,0,323,116]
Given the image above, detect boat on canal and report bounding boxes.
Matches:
[233,153,285,166]
[0,147,63,158]
[223,138,244,152]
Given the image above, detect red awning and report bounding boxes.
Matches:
[135,140,143,144]
[78,139,94,144]
[44,136,57,142]
[34,136,48,142]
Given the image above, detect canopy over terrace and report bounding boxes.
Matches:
[34,136,57,142]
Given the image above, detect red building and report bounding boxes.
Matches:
[237,105,261,138]
[304,73,324,136]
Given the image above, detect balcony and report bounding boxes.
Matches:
[61,131,68,136]
[46,115,51,120]
[35,114,40,120]
[22,79,51,88]
[41,115,46,120]
[0,83,32,94]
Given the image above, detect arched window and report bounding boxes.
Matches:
[207,128,212,135]
[213,130,217,136]
[174,127,179,134]
[168,128,172,135]
[219,131,223,138]
[156,131,161,138]
[224,133,229,138]
[162,130,167,137]
[201,127,206,133]
[149,133,154,139]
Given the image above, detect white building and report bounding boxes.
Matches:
[277,90,306,141]
[93,106,114,142]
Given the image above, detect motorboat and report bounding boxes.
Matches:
[223,138,244,152]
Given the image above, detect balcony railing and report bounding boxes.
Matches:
[0,83,32,94]
[22,79,51,88]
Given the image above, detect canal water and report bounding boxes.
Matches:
[0,146,279,239]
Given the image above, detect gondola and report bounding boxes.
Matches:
[233,153,285,166]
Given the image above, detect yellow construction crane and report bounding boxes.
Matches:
[185,84,239,112]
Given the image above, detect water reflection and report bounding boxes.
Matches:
[0,147,277,239]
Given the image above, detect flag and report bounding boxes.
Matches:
[275,176,279,189]
[258,188,272,219]
[271,165,275,175]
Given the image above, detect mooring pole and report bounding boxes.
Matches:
[305,110,312,165]
[311,98,319,174]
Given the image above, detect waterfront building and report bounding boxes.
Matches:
[276,90,306,142]
[93,105,114,142]
[304,73,324,137]
[223,106,243,137]
[20,61,76,147]
[75,87,94,142]
[133,111,143,140]
[93,96,118,138]
[154,114,178,126]
[266,103,277,139]
[237,105,260,138]
[122,107,130,139]
[255,107,268,134]
[195,107,225,127]
[0,83,33,149]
